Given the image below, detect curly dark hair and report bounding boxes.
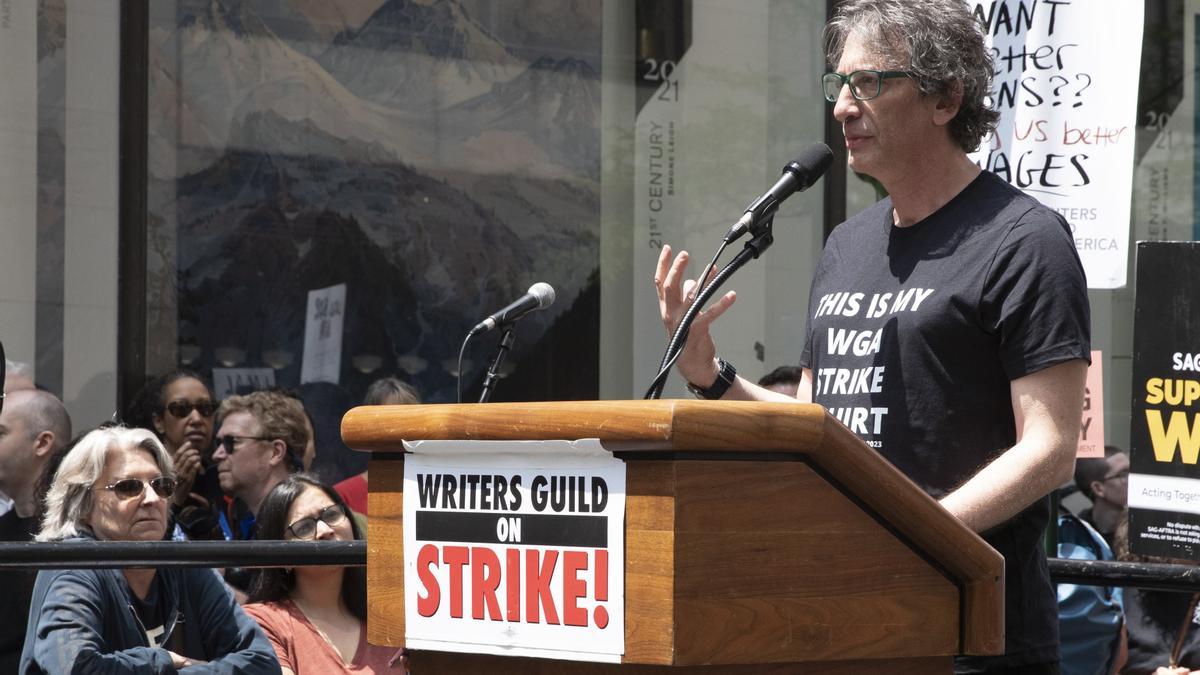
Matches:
[825,0,1000,152]
[246,475,366,621]
[123,369,212,431]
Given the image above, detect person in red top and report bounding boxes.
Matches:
[244,475,398,673]
[334,377,420,515]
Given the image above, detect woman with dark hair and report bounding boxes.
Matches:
[129,370,224,539]
[147,371,217,502]
[244,475,396,673]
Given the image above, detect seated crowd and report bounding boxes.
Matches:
[0,363,416,673]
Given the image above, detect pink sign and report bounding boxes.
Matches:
[1078,350,1104,458]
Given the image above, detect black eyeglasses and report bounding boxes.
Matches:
[822,69,914,102]
[217,435,272,454]
[166,400,218,418]
[99,476,177,500]
[287,503,348,539]
[1103,470,1129,482]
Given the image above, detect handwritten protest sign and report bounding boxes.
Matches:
[968,0,1144,289]
[300,283,345,384]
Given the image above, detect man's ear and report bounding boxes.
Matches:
[932,80,963,127]
[32,430,55,458]
[269,439,289,468]
[1090,479,1107,501]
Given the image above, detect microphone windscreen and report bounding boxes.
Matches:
[786,143,834,189]
[528,282,556,309]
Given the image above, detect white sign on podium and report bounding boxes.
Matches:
[402,440,626,663]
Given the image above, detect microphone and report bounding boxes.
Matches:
[469,282,556,336]
[725,143,834,242]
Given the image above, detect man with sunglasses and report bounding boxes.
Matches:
[655,1,1089,672]
[212,390,309,542]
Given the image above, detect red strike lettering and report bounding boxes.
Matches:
[505,548,521,621]
[471,547,502,620]
[562,551,588,627]
[416,544,441,617]
[526,549,560,624]
[444,546,469,618]
[414,546,611,630]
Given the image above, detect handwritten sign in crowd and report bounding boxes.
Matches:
[968,0,1144,289]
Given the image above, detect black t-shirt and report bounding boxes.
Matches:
[0,510,38,673]
[130,575,167,648]
[800,171,1091,667]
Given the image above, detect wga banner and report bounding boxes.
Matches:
[967,0,1143,288]
[1129,243,1200,560]
[403,442,625,662]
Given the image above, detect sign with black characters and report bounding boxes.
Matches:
[403,440,626,662]
[1129,242,1200,559]
[967,0,1144,289]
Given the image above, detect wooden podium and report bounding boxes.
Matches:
[342,400,1003,673]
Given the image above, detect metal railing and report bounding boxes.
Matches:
[1049,558,1200,592]
[0,540,364,570]
[0,541,1197,596]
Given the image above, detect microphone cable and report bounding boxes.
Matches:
[456,332,471,404]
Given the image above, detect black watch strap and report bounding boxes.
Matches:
[686,359,737,400]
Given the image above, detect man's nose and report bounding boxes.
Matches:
[832,84,860,122]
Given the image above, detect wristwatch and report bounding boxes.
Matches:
[686,359,737,400]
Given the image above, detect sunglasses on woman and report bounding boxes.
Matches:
[165,400,218,418]
[99,476,177,500]
[287,503,348,539]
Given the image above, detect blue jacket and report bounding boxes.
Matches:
[19,538,280,674]
[1057,511,1124,675]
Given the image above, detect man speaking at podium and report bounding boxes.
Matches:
[654,1,1090,673]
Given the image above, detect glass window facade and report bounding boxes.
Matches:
[1,0,1180,452]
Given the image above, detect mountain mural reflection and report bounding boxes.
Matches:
[147,0,601,404]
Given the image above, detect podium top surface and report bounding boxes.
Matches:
[341,399,827,452]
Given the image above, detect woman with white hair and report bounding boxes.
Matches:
[19,425,280,674]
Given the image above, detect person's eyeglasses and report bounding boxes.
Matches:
[166,400,218,418]
[99,476,177,500]
[822,69,914,102]
[1103,470,1129,482]
[216,435,272,454]
[287,503,348,539]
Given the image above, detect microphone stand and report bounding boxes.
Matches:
[645,218,775,400]
[478,327,517,403]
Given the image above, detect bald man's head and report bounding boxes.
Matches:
[9,389,71,450]
[0,389,70,516]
